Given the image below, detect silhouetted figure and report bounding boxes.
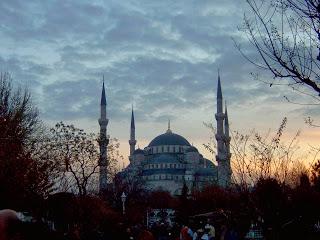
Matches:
[0,209,20,240]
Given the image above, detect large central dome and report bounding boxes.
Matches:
[148,131,191,147]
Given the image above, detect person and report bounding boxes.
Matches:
[0,209,21,240]
[180,225,192,240]
[200,227,210,240]
[158,222,169,240]
[137,227,155,240]
[204,221,215,240]
[193,228,203,240]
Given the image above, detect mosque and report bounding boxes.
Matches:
[98,74,232,195]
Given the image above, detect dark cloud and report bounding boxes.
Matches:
[0,0,308,129]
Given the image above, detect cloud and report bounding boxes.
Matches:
[0,0,311,135]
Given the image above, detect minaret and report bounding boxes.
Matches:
[215,71,225,164]
[98,77,109,193]
[215,71,231,187]
[129,106,137,158]
[224,102,232,184]
[224,102,231,157]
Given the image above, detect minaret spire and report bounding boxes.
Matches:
[98,76,109,194]
[129,105,137,158]
[215,71,231,188]
[217,69,223,102]
[101,76,106,106]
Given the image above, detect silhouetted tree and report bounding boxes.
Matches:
[47,122,122,196]
[0,72,54,210]
[311,159,320,191]
[204,118,304,189]
[238,0,320,103]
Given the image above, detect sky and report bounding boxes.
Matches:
[0,0,319,166]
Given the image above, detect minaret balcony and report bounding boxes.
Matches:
[99,118,109,126]
[215,113,225,120]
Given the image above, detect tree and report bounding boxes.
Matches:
[48,122,122,196]
[0,72,54,210]
[238,0,320,103]
[204,118,305,189]
[311,159,320,190]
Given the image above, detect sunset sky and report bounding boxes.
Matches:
[1,0,319,166]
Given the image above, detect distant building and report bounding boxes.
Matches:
[98,73,231,195]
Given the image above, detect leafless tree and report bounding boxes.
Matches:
[237,0,320,103]
[48,122,123,197]
[204,118,306,190]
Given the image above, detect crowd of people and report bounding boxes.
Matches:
[119,219,239,240]
[0,209,241,240]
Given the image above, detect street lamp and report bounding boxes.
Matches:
[121,192,126,215]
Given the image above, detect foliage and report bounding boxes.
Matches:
[0,72,54,210]
[311,159,320,190]
[204,118,305,189]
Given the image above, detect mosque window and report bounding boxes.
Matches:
[174,164,176,168]
[167,146,169,152]
[160,164,163,168]
[170,164,172,168]
[162,146,164,152]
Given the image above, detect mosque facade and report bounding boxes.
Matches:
[98,74,231,195]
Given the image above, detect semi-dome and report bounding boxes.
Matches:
[148,131,191,147]
[186,146,199,153]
